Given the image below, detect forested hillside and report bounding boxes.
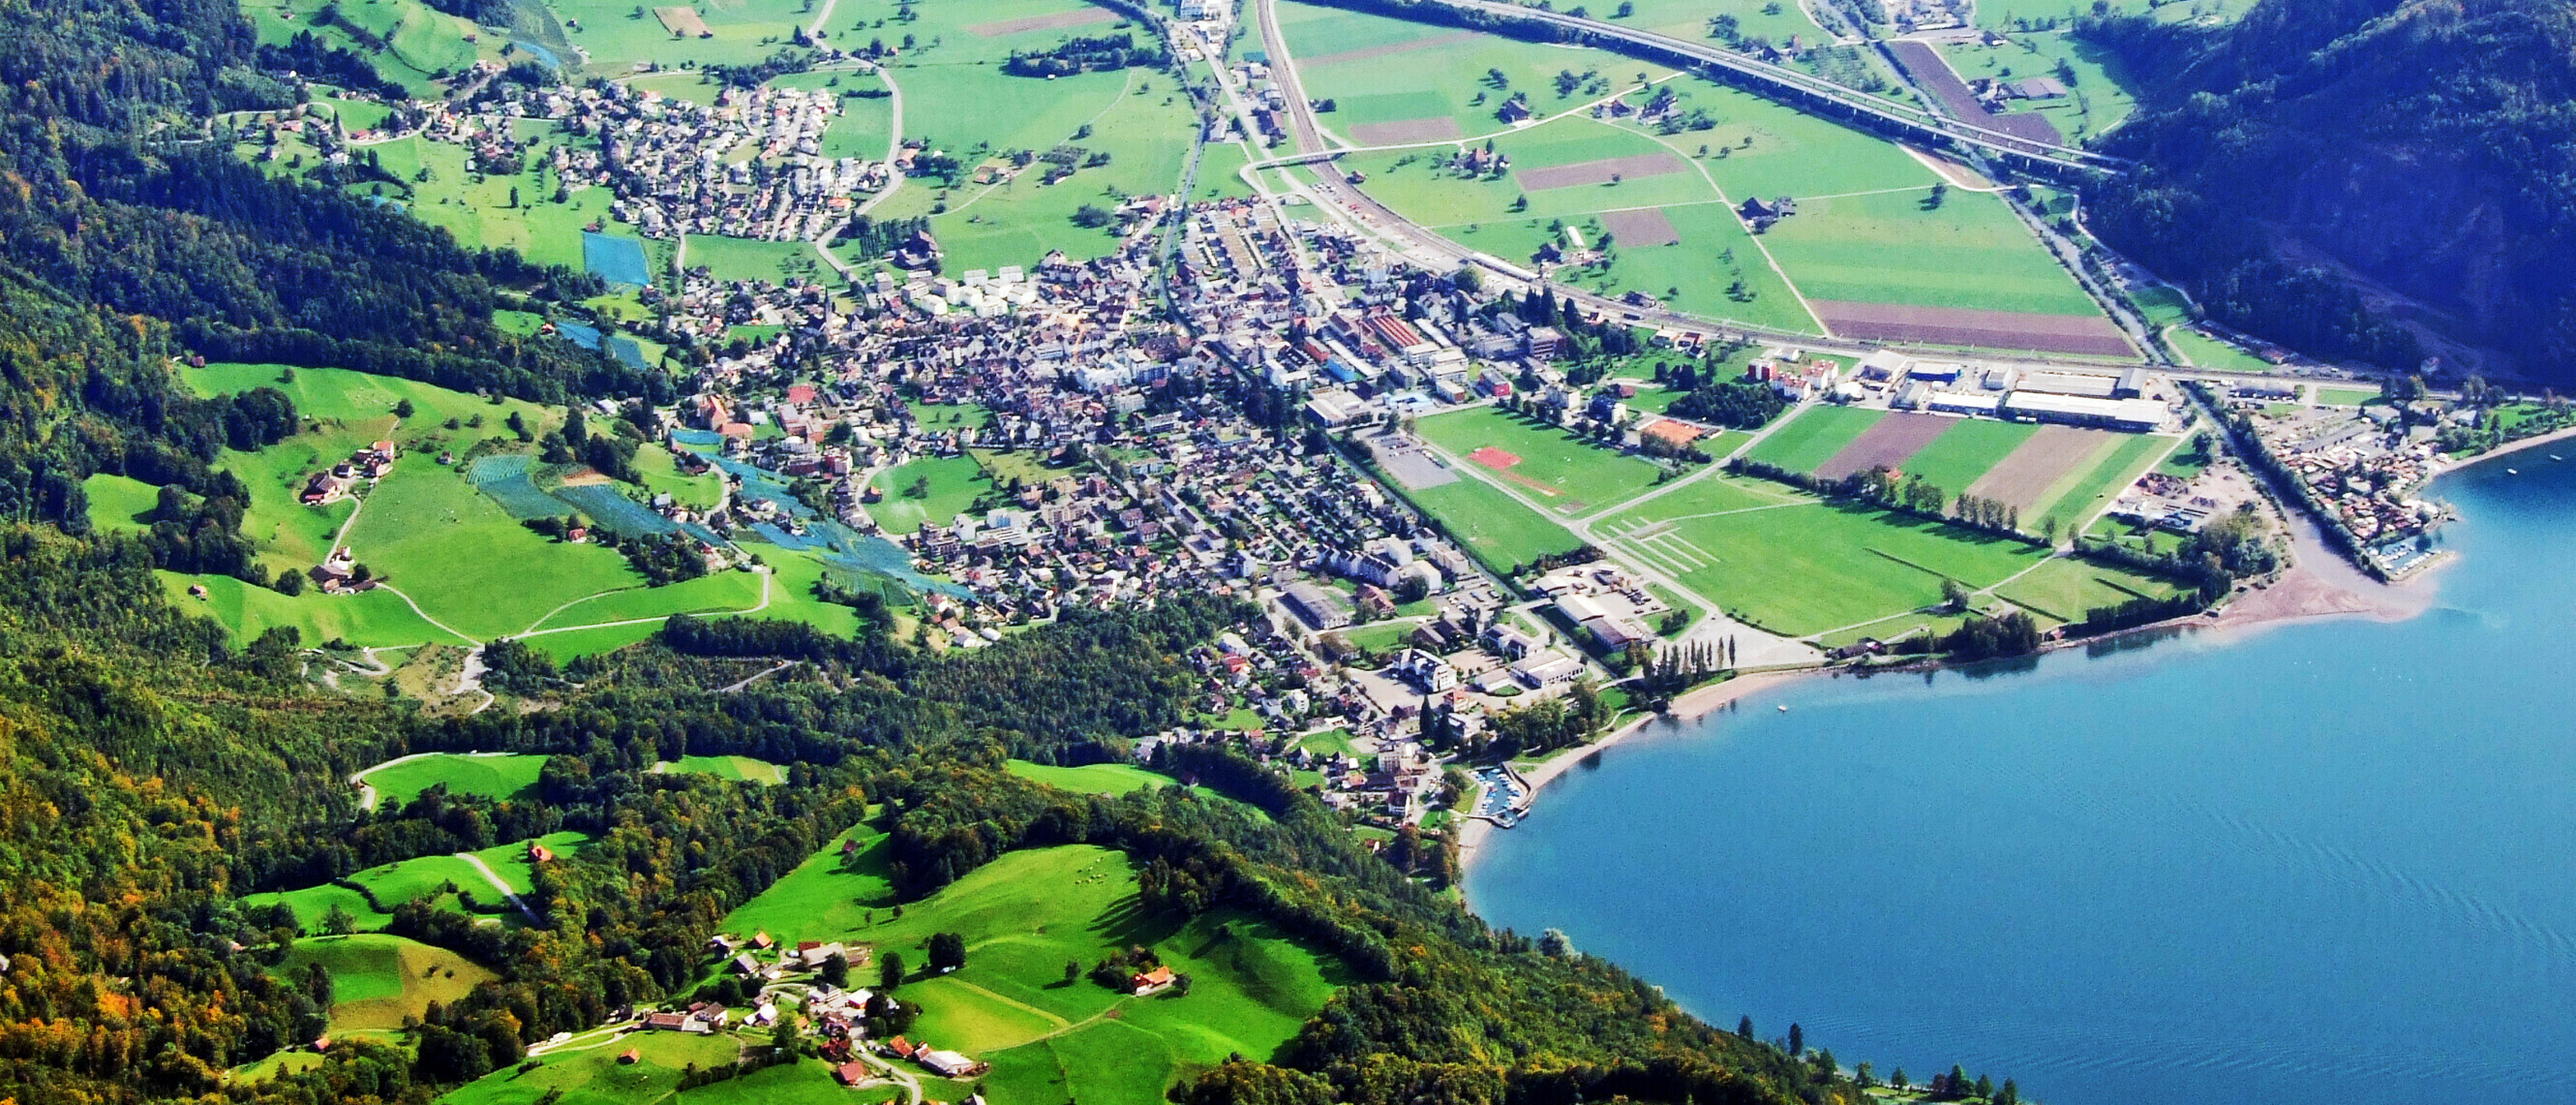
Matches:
[2083,0,2576,379]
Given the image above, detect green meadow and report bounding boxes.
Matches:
[1940,34,2140,140]
[548,0,823,73]
[1414,406,1664,515]
[660,755,789,784]
[717,843,1350,1104]
[159,570,471,649]
[522,569,770,632]
[1755,189,2103,316]
[245,0,511,95]
[867,454,993,535]
[362,752,550,806]
[1990,554,2185,624]
[1005,759,1192,796]
[439,1026,745,1105]
[82,474,163,534]
[272,934,497,1032]
[1281,1,1679,141]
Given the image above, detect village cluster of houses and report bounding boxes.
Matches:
[2230,387,2442,551]
[299,441,396,506]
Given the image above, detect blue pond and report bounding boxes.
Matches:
[1469,455,2576,1105]
[583,231,652,287]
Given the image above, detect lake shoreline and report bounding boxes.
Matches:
[1457,503,2440,876]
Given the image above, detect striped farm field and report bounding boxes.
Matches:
[2020,432,2176,530]
[1813,413,1956,480]
[1746,405,1887,474]
[1894,418,2041,495]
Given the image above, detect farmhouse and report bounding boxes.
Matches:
[920,1050,988,1078]
[1131,965,1177,995]
[834,1060,871,1086]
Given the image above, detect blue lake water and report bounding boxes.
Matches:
[1468,455,2576,1105]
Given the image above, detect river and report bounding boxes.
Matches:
[1466,454,2576,1105]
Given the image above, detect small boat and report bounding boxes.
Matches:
[2508,468,2520,475]
[2551,454,2562,462]
[1776,704,1789,713]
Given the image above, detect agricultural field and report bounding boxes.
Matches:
[1745,404,1886,473]
[1755,189,2100,317]
[271,934,497,1032]
[1747,406,2177,530]
[1989,554,2187,624]
[867,454,993,535]
[816,0,1196,274]
[716,843,1350,1104]
[2167,325,2277,371]
[245,0,514,96]
[545,0,825,74]
[1939,33,2140,140]
[659,755,790,783]
[160,570,472,648]
[361,752,550,806]
[1413,406,1665,515]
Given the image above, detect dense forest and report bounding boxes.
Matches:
[2081,0,2576,380]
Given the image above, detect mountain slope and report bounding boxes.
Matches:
[2084,0,2576,379]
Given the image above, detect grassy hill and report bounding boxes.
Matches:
[272,934,498,1034]
[2087,0,2576,376]
[715,842,1350,1103]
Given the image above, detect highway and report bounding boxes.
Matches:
[1305,0,2127,174]
[1240,0,2362,388]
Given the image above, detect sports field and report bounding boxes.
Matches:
[718,843,1350,1104]
[1404,477,1586,573]
[1598,492,2050,636]
[362,752,549,806]
[1414,407,1662,515]
[272,934,496,1032]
